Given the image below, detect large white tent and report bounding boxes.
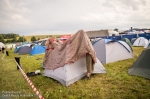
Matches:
[93,39,134,64]
[0,42,5,48]
[43,56,106,86]
[133,37,149,48]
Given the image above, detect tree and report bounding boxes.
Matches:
[17,37,26,42]
[0,34,5,43]
[11,37,17,43]
[31,36,37,42]
[37,37,40,40]
[114,28,118,32]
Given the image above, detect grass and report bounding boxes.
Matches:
[24,35,62,42]
[0,47,150,99]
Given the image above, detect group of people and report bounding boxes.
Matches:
[43,36,95,79]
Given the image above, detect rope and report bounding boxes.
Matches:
[14,59,44,99]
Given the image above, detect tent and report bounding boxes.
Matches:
[131,38,137,45]
[108,30,119,36]
[14,46,21,53]
[18,46,32,55]
[121,38,132,47]
[40,40,47,46]
[30,45,46,55]
[43,30,106,86]
[93,39,134,64]
[122,34,137,41]
[128,47,150,79]
[133,37,149,48]
[43,56,106,86]
[0,42,5,48]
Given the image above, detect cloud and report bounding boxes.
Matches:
[0,0,150,35]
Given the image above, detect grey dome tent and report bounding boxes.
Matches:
[128,47,150,79]
[93,39,134,64]
[18,46,32,55]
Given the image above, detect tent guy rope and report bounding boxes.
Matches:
[14,59,44,99]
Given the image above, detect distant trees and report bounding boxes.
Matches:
[1,33,19,39]
[114,28,119,32]
[37,37,40,40]
[0,34,5,43]
[17,37,26,42]
[31,36,37,42]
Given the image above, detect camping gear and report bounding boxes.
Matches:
[133,37,149,48]
[30,45,46,55]
[0,42,5,48]
[18,46,32,55]
[128,47,150,79]
[121,38,132,47]
[43,30,106,86]
[43,56,106,86]
[14,57,22,70]
[93,39,134,64]
[6,51,9,56]
[44,30,97,70]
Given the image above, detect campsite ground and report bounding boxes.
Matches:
[0,47,150,99]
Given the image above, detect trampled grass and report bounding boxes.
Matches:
[0,47,150,99]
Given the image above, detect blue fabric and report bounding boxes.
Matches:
[14,46,21,53]
[122,34,137,41]
[30,45,46,55]
[138,33,150,40]
[106,36,121,41]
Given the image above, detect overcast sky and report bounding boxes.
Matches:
[0,0,150,36]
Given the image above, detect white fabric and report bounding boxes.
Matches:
[5,44,16,48]
[0,42,5,48]
[93,39,134,64]
[43,56,106,86]
[133,37,149,48]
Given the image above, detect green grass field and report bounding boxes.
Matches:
[0,47,150,99]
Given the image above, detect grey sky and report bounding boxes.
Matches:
[0,0,150,35]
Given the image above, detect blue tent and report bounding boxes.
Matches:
[30,45,46,55]
[14,46,21,53]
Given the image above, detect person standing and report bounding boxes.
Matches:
[2,47,5,53]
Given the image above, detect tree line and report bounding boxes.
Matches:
[0,33,42,43]
[0,33,27,43]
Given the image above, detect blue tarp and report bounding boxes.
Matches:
[106,36,121,41]
[30,45,46,55]
[138,33,150,40]
[122,34,137,41]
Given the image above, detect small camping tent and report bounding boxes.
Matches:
[43,56,106,86]
[30,45,46,55]
[93,39,134,64]
[131,38,137,45]
[128,47,150,79]
[0,42,5,48]
[133,37,149,48]
[18,46,32,55]
[121,38,132,47]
